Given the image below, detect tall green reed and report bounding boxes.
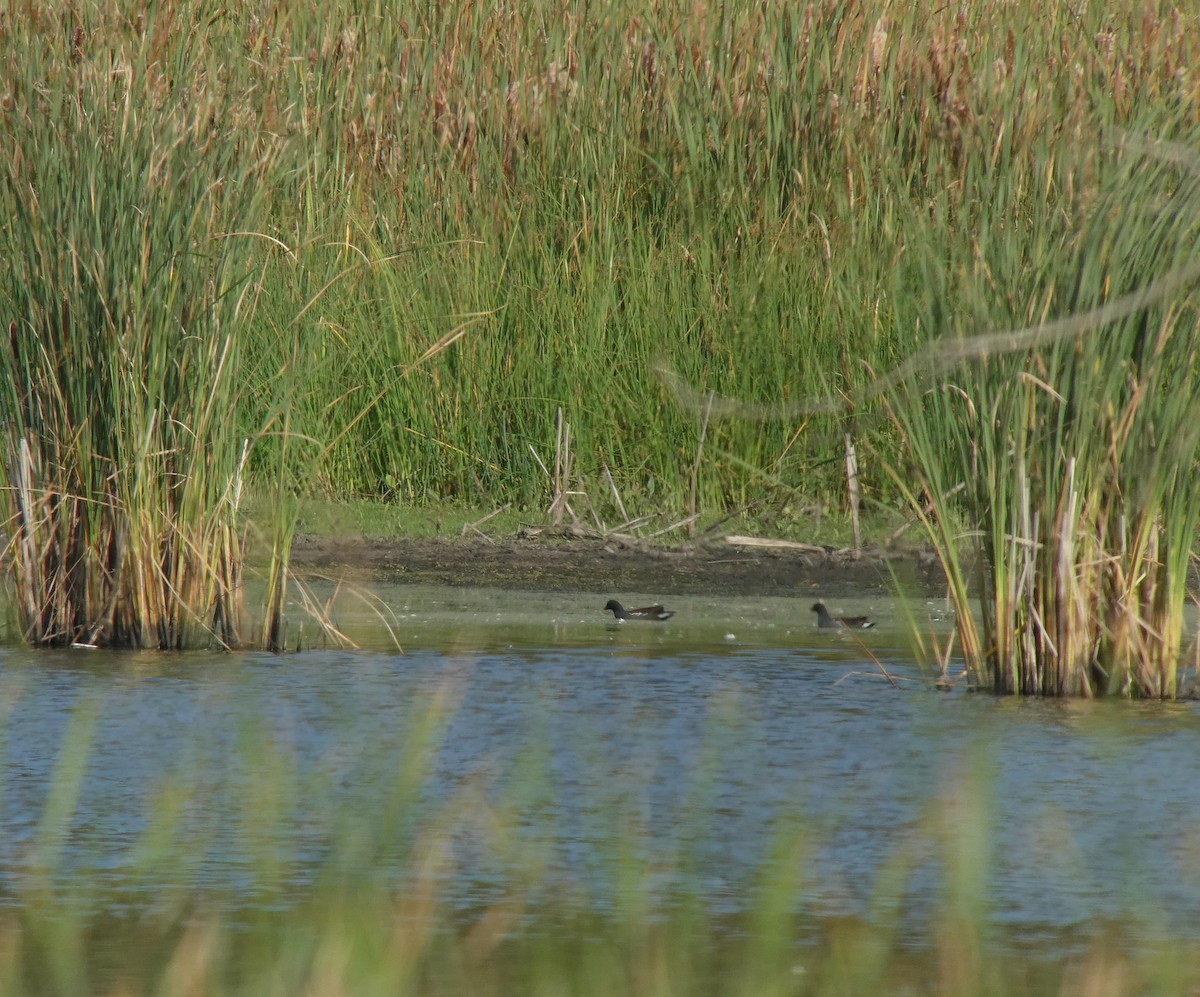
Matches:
[237,0,910,516]
[884,131,1200,696]
[0,16,289,648]
[241,0,1198,522]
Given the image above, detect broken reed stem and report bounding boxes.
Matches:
[551,408,564,526]
[645,514,700,539]
[528,443,551,478]
[538,409,587,529]
[602,463,629,523]
[13,438,41,635]
[547,408,581,527]
[612,514,658,532]
[578,483,607,533]
[560,418,575,526]
[688,391,715,539]
[845,434,861,559]
[461,503,512,537]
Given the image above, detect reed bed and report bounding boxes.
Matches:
[881,135,1200,696]
[0,15,291,648]
[228,0,1198,515]
[3,0,1200,666]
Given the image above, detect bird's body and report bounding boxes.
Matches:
[605,599,675,622]
[812,602,875,630]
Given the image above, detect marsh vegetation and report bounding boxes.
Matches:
[1,3,1198,657]
[3,3,1200,989]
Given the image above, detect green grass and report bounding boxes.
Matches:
[229,0,1198,518]
[269,494,910,551]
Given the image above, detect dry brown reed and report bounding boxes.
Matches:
[26,1,1188,220]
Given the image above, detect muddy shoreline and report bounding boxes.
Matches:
[288,531,948,598]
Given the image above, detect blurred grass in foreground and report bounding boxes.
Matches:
[0,684,1196,996]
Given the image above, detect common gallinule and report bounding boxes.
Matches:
[604,600,675,622]
[812,602,875,629]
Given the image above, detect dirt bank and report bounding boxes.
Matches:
[288,531,947,598]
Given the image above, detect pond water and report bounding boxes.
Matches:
[0,584,1197,959]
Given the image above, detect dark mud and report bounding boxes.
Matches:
[289,531,947,598]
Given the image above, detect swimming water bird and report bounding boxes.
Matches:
[604,600,675,622]
[811,602,876,630]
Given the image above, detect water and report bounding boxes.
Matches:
[0,584,1197,955]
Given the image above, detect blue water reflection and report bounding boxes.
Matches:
[0,585,1196,954]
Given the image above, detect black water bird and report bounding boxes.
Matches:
[604,600,675,622]
[812,602,876,630]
